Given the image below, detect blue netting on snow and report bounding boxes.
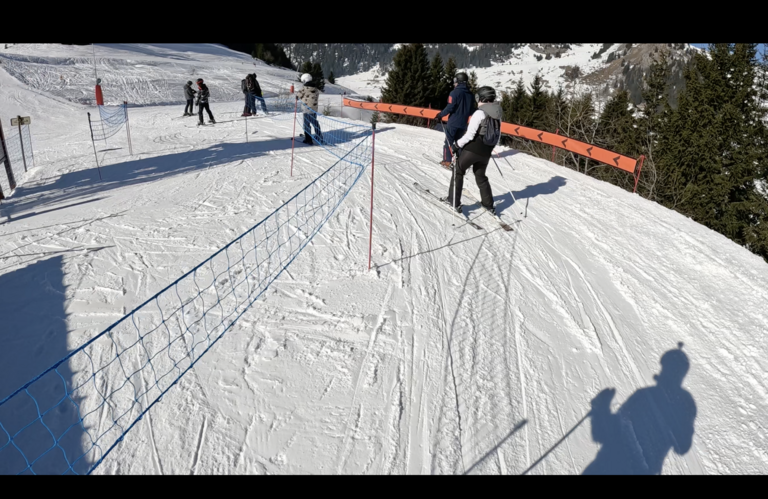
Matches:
[0,113,373,475]
[3,126,31,184]
[90,104,128,142]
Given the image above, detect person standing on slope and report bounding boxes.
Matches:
[247,73,268,115]
[434,72,476,169]
[442,86,502,215]
[296,73,324,145]
[241,76,251,116]
[183,80,196,116]
[196,78,215,125]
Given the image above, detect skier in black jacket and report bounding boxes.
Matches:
[183,81,196,116]
[246,73,268,115]
[195,78,215,125]
[434,72,476,168]
[443,86,501,214]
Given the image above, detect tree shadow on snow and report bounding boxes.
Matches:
[581,344,697,475]
[0,256,90,474]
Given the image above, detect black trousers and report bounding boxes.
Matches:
[184,99,194,114]
[198,102,214,122]
[446,149,494,209]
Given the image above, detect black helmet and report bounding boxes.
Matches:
[475,86,496,103]
[187,80,192,85]
[196,78,203,84]
[454,72,468,84]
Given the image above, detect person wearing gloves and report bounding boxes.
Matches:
[296,73,324,145]
[434,72,475,168]
[442,86,502,215]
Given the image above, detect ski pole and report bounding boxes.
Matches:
[438,117,460,222]
[490,155,519,208]
[521,411,590,475]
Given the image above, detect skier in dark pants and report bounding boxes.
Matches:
[443,86,502,214]
[247,73,268,115]
[296,73,323,145]
[195,78,215,125]
[241,77,250,116]
[434,72,475,168]
[183,81,196,116]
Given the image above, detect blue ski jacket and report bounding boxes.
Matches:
[435,82,475,129]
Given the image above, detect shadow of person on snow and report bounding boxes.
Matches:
[463,175,568,216]
[583,343,697,475]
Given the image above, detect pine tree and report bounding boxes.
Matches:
[468,70,479,95]
[428,53,449,110]
[592,89,639,188]
[444,57,458,91]
[528,73,549,131]
[380,44,431,125]
[328,71,335,84]
[311,62,325,91]
[656,44,768,260]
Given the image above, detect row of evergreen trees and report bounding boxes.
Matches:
[379,44,481,126]
[379,43,768,262]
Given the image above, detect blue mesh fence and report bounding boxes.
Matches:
[91,104,128,142]
[0,108,373,474]
[3,126,33,187]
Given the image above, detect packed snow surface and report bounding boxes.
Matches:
[1,44,767,475]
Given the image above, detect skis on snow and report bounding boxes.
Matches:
[412,182,483,231]
[461,190,515,232]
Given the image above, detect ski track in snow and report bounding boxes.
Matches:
[1,44,768,475]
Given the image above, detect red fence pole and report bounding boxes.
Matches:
[633,155,645,194]
[368,123,376,271]
[290,96,298,177]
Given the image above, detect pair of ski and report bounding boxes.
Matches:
[412,182,513,232]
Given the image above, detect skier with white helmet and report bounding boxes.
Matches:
[442,85,502,215]
[296,73,324,145]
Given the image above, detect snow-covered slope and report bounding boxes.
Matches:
[1,44,767,475]
[0,43,356,107]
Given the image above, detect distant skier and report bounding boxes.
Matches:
[183,80,196,116]
[195,78,215,125]
[241,77,250,116]
[247,73,268,115]
[434,72,476,168]
[442,86,501,215]
[296,73,323,145]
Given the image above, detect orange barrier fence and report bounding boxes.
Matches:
[343,98,642,175]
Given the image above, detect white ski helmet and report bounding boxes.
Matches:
[300,73,312,84]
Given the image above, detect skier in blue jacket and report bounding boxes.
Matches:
[434,72,476,168]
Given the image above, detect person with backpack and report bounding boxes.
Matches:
[296,73,323,145]
[183,80,196,116]
[434,72,476,169]
[195,78,216,125]
[246,73,268,115]
[442,86,502,215]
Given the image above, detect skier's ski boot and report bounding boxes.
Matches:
[209,119,216,124]
[483,204,497,216]
[440,197,463,214]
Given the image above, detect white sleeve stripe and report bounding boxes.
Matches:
[457,110,485,148]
